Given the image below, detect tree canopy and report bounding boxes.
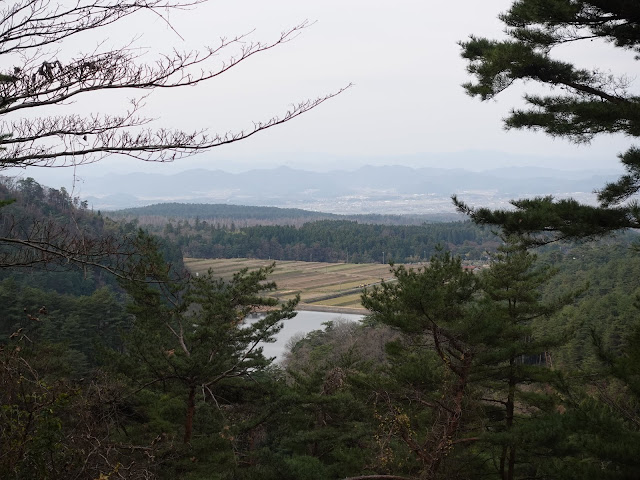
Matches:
[454,0,640,244]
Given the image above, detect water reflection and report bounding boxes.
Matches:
[258,311,365,362]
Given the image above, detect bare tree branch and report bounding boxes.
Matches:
[0,1,348,272]
[0,11,349,169]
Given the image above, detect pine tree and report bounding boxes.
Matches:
[454,1,640,244]
[453,4,640,477]
[362,253,481,478]
[475,239,578,480]
[119,231,298,445]
[362,244,579,479]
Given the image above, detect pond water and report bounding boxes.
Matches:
[258,310,365,362]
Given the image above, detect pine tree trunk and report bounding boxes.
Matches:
[184,384,196,444]
[424,352,473,479]
[508,445,516,480]
[500,359,517,480]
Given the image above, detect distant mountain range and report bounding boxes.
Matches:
[83,165,619,214]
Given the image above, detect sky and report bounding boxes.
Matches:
[7,0,636,190]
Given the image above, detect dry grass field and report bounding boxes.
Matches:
[183,258,417,313]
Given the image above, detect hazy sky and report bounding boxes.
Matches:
[10,0,636,188]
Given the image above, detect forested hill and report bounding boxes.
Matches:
[107,202,461,227]
[538,234,640,369]
[0,176,116,294]
[109,202,338,225]
[0,177,183,295]
[149,218,499,263]
[108,202,479,262]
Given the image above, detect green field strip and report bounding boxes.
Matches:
[186,259,276,276]
[304,283,364,293]
[333,265,385,274]
[312,293,363,308]
[269,272,330,286]
[279,275,355,289]
[282,271,341,281]
[319,281,368,292]
[321,263,357,272]
[271,268,304,276]
[345,266,393,276]
[277,294,302,303]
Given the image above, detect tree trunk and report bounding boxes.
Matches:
[424,351,473,479]
[500,359,517,480]
[184,384,196,444]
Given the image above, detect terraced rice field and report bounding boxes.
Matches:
[183,258,417,313]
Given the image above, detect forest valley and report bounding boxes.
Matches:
[2,0,640,478]
[1,177,639,480]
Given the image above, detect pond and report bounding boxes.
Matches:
[257,310,365,362]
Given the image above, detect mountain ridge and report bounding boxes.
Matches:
[84,164,618,213]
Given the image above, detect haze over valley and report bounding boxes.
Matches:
[72,163,619,214]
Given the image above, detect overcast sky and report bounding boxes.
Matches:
[11,0,636,188]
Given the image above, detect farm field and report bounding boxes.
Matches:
[183,258,420,313]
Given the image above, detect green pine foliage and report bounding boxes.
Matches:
[0,279,129,376]
[534,236,640,370]
[118,231,298,449]
[358,241,584,479]
[455,0,640,243]
[472,239,580,480]
[362,252,482,478]
[454,5,640,475]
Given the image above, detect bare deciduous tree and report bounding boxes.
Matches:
[0,0,347,271]
[0,0,347,169]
